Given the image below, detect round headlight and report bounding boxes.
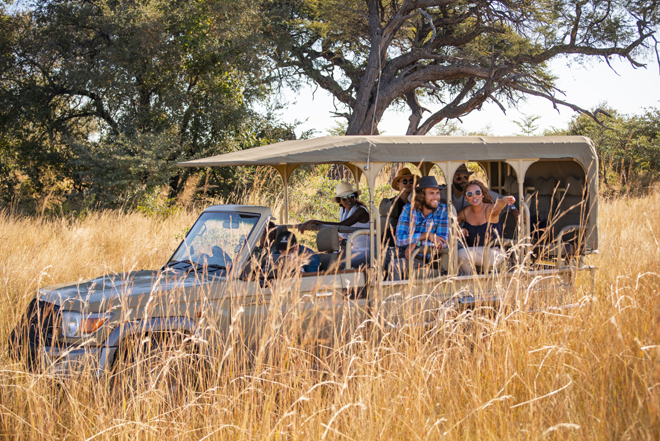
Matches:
[61,311,81,337]
[61,311,110,337]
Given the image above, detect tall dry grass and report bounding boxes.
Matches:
[0,191,659,440]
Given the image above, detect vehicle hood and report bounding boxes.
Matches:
[38,269,224,310]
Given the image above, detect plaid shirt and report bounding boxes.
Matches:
[395,202,449,248]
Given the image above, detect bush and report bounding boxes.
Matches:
[548,106,660,194]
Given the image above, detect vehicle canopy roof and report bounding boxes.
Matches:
[179,135,598,251]
[179,135,597,169]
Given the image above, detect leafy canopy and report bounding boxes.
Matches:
[0,0,283,209]
[263,0,659,135]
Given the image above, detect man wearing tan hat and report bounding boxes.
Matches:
[383,167,419,247]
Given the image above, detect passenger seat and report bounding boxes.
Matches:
[527,176,557,233]
[550,176,586,256]
[315,226,340,272]
[379,198,395,248]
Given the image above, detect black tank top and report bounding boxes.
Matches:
[462,221,503,247]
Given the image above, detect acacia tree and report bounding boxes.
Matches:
[265,0,659,135]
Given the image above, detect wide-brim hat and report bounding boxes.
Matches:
[333,182,361,203]
[415,175,442,191]
[455,164,474,176]
[391,167,418,191]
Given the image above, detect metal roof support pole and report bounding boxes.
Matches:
[273,165,299,224]
[435,161,462,276]
[351,161,386,286]
[506,159,538,268]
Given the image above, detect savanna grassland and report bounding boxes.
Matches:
[0,189,659,440]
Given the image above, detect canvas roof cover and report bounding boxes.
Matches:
[178,135,597,171]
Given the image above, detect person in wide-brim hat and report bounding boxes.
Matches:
[332,182,361,203]
[454,164,474,177]
[382,168,420,248]
[299,181,371,269]
[391,167,419,191]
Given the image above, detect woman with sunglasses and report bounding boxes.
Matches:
[299,182,370,268]
[457,180,515,275]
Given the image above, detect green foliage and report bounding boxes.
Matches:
[548,106,660,192]
[430,121,493,137]
[514,115,542,136]
[326,121,347,136]
[287,164,397,222]
[136,187,181,218]
[0,0,284,210]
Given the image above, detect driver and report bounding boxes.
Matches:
[272,231,320,274]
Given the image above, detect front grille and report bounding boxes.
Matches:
[8,299,61,366]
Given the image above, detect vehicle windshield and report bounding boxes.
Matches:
[167,211,260,273]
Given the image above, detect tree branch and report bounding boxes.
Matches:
[405,90,429,135]
[507,82,610,127]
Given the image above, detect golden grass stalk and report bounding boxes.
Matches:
[0,190,658,440]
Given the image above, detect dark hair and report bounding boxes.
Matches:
[266,221,277,238]
[465,180,494,204]
[413,188,426,211]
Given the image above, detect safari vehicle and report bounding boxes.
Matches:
[8,136,598,375]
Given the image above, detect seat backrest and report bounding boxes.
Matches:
[316,253,339,272]
[503,175,518,195]
[379,198,394,240]
[499,209,517,240]
[500,175,519,240]
[316,226,340,272]
[551,176,585,233]
[317,225,340,252]
[527,176,557,225]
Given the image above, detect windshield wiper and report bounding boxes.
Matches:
[164,260,227,273]
[163,259,196,269]
[204,264,227,272]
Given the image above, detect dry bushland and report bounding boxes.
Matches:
[0,191,659,440]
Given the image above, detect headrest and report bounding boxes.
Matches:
[535,177,558,196]
[503,175,518,194]
[563,176,584,196]
[379,198,393,217]
[317,226,340,252]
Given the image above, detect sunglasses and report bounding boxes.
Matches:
[465,190,482,197]
[454,174,470,182]
[400,178,414,185]
[341,193,356,201]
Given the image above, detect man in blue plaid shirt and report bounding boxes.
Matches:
[395,176,449,261]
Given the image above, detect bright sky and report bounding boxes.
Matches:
[280,56,660,137]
